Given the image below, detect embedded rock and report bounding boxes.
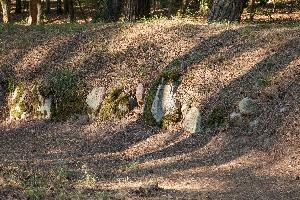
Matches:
[86,87,105,111]
[238,97,258,115]
[183,107,204,134]
[136,83,144,105]
[36,95,53,119]
[229,112,242,126]
[9,86,30,120]
[151,84,177,123]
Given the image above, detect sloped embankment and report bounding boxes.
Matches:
[0,20,299,199]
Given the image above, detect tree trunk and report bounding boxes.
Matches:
[107,0,123,21]
[168,0,182,16]
[249,0,255,21]
[138,0,150,18]
[28,0,42,24]
[15,0,22,13]
[68,0,74,22]
[57,0,62,14]
[123,0,150,20]
[45,0,50,14]
[208,0,247,22]
[63,0,69,13]
[37,0,42,24]
[0,0,11,23]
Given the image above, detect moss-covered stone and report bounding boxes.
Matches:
[98,88,130,120]
[143,69,181,126]
[9,85,29,120]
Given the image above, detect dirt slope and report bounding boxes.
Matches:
[0,19,299,199]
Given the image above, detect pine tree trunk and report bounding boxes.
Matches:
[208,0,247,22]
[107,0,123,21]
[45,0,50,14]
[29,0,37,24]
[57,0,62,14]
[15,0,22,13]
[0,0,11,23]
[28,0,41,24]
[63,0,69,13]
[138,0,150,18]
[123,0,150,20]
[68,0,74,22]
[37,0,42,24]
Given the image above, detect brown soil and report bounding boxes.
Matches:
[0,19,299,199]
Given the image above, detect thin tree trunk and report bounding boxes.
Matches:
[37,0,42,24]
[45,0,50,14]
[68,0,74,22]
[249,0,255,21]
[29,0,37,24]
[107,0,123,21]
[0,0,11,23]
[15,0,22,13]
[57,0,62,14]
[63,0,69,13]
[208,0,247,22]
[124,0,150,20]
[76,0,87,22]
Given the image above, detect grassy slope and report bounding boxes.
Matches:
[0,19,299,199]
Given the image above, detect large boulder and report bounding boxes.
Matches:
[151,84,178,124]
[183,106,204,134]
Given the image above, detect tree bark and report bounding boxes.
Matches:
[208,0,247,22]
[15,0,22,13]
[63,0,69,13]
[45,0,50,14]
[107,0,123,21]
[0,0,11,23]
[123,0,150,20]
[57,0,62,14]
[68,0,74,22]
[28,0,42,24]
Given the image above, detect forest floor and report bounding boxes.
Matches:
[0,19,299,199]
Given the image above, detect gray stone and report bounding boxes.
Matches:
[136,83,144,105]
[238,97,258,115]
[86,87,105,111]
[77,115,89,125]
[181,103,189,118]
[151,84,177,123]
[249,119,259,129]
[37,95,53,119]
[229,112,242,126]
[183,107,204,134]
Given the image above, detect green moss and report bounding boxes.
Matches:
[98,88,130,120]
[7,79,16,93]
[48,70,86,121]
[161,109,182,129]
[143,78,161,126]
[161,70,181,85]
[9,85,29,119]
[206,106,227,129]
